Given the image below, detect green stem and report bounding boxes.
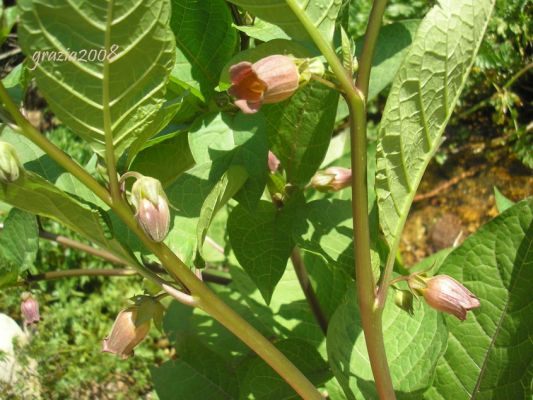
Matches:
[284,0,395,398]
[103,0,121,202]
[0,84,321,400]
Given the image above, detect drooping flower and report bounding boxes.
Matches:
[0,141,23,183]
[310,167,352,192]
[228,55,299,114]
[102,296,164,359]
[130,176,170,242]
[410,274,480,321]
[20,292,40,325]
[102,306,150,359]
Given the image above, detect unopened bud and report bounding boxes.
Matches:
[0,141,23,183]
[268,151,280,173]
[229,55,300,114]
[394,289,414,315]
[310,167,352,192]
[131,176,170,242]
[20,292,40,325]
[409,274,480,321]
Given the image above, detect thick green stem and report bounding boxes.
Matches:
[284,0,395,398]
[0,83,321,400]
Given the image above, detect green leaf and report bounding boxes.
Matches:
[227,197,304,303]
[0,171,128,261]
[327,286,447,399]
[0,208,38,272]
[17,0,176,158]
[493,186,515,214]
[233,18,290,42]
[296,198,354,278]
[375,0,495,251]
[356,20,420,101]
[129,129,194,188]
[197,166,248,259]
[227,0,342,44]
[188,112,269,209]
[424,198,533,400]
[264,81,339,186]
[152,335,239,400]
[170,0,237,101]
[237,339,331,400]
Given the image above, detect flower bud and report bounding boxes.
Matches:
[20,292,40,325]
[102,306,150,359]
[228,55,300,114]
[268,151,280,173]
[310,167,352,192]
[0,141,23,183]
[394,289,414,316]
[131,176,170,242]
[410,274,480,321]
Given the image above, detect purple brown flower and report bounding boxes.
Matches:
[131,176,170,242]
[412,275,480,321]
[228,55,299,114]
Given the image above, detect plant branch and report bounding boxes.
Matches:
[284,0,395,398]
[291,247,328,335]
[25,268,138,282]
[0,87,321,400]
[38,229,127,265]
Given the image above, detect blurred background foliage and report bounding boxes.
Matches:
[0,0,531,398]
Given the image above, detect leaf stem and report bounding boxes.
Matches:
[0,84,322,400]
[102,0,121,202]
[24,268,138,282]
[284,0,395,398]
[291,247,328,335]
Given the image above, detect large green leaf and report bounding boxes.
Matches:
[264,81,339,186]
[327,286,447,399]
[227,197,304,303]
[0,208,38,272]
[236,339,331,400]
[375,0,495,250]
[17,0,175,158]
[152,335,239,400]
[424,198,533,400]
[227,0,342,44]
[170,0,237,101]
[129,129,194,188]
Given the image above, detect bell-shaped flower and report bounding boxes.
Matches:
[102,306,150,359]
[410,274,480,321]
[0,141,22,183]
[228,55,300,114]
